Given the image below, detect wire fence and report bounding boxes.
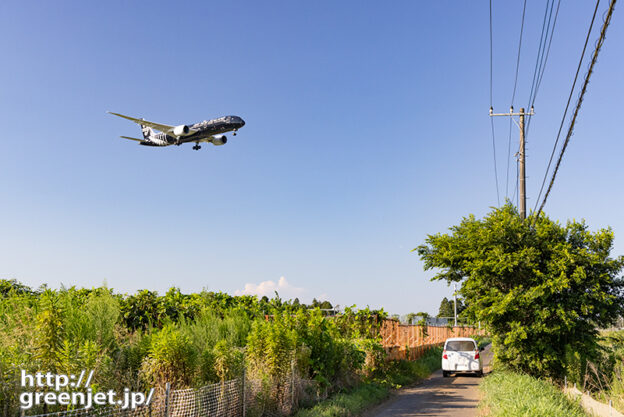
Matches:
[20,369,323,417]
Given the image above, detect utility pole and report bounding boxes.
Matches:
[489,106,534,219]
[453,283,457,327]
[518,108,526,219]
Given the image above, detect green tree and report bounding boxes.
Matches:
[437,298,453,318]
[438,297,467,319]
[416,204,624,380]
[0,279,33,296]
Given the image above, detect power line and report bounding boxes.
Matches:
[526,0,553,113]
[505,0,528,199]
[533,0,616,222]
[526,0,562,137]
[533,1,561,105]
[489,0,500,206]
[525,1,556,133]
[510,0,528,107]
[532,0,602,217]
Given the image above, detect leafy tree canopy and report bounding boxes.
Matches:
[437,298,453,318]
[415,204,624,379]
[437,297,466,318]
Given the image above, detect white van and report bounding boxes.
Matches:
[441,337,483,377]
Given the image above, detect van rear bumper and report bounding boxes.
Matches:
[442,359,481,372]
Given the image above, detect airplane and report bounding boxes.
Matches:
[108,112,245,150]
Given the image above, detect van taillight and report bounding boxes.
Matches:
[443,351,448,360]
[474,352,480,360]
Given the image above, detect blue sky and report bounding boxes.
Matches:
[0,1,622,315]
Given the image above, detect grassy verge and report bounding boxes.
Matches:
[293,347,442,417]
[480,370,587,417]
[293,383,389,417]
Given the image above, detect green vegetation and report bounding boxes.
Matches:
[383,346,441,387]
[479,371,586,417]
[563,328,624,413]
[293,347,442,417]
[293,383,388,417]
[0,279,403,415]
[416,204,624,380]
[473,335,492,350]
[436,297,465,318]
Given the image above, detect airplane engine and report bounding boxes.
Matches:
[212,135,227,146]
[172,124,190,136]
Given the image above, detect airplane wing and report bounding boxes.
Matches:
[108,112,197,135]
[120,136,144,142]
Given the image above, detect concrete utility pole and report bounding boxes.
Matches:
[518,108,526,219]
[489,106,534,219]
[453,283,458,326]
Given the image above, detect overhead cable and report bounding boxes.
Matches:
[533,0,616,222]
[505,0,528,199]
[489,0,501,206]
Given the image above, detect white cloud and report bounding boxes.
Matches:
[235,276,305,300]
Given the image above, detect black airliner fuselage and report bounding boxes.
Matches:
[109,112,245,150]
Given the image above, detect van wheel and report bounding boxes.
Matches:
[477,370,483,377]
[443,371,450,378]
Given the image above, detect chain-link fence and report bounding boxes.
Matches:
[21,368,323,417]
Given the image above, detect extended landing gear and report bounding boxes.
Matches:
[233,129,237,136]
[192,143,201,150]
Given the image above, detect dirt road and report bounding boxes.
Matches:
[365,345,493,417]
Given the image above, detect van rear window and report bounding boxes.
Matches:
[446,341,476,351]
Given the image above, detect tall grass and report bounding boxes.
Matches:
[480,371,586,417]
[178,308,253,351]
[0,279,403,416]
[293,383,388,417]
[564,329,624,413]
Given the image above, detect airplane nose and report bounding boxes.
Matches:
[239,118,245,127]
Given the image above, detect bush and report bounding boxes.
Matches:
[212,340,244,382]
[246,313,297,380]
[140,325,198,388]
[357,338,387,378]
